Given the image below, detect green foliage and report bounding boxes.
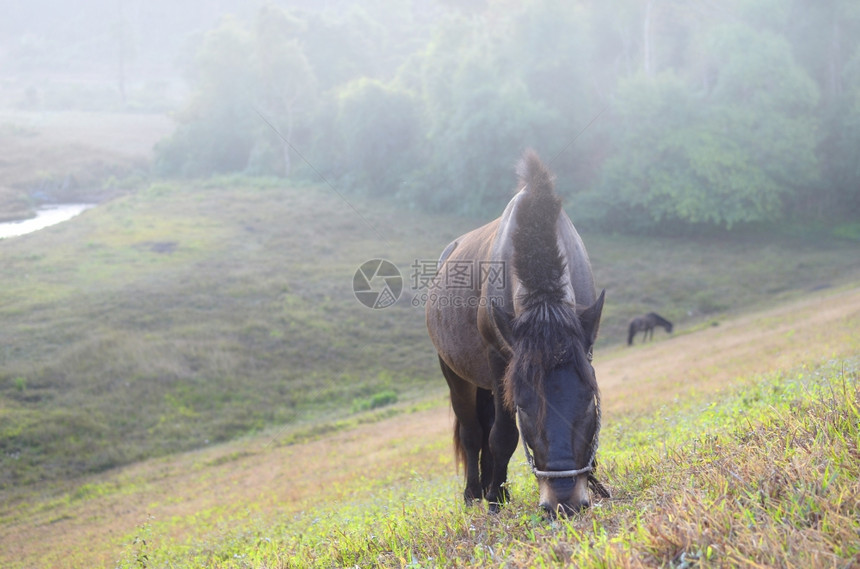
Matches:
[246,6,318,176]
[410,15,561,213]
[426,78,557,215]
[351,389,398,413]
[330,78,422,197]
[154,17,257,177]
[5,0,860,230]
[598,23,820,230]
[833,222,860,241]
[151,0,860,230]
[154,5,409,180]
[815,45,860,219]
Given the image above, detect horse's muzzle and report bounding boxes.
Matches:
[539,476,591,517]
[540,498,591,518]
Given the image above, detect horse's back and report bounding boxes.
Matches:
[426,186,596,389]
[556,212,596,307]
[425,219,500,389]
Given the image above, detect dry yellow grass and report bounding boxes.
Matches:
[1,284,858,569]
[599,284,860,415]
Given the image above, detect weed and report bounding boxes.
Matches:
[352,390,399,413]
[832,222,860,242]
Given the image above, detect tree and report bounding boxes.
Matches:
[327,78,422,199]
[702,23,820,202]
[407,12,559,214]
[784,0,860,218]
[598,23,820,230]
[250,5,317,176]
[155,17,256,176]
[818,46,860,218]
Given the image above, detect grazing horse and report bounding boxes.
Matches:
[425,151,608,516]
[627,313,673,345]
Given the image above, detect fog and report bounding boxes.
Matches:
[2,0,859,230]
[2,6,859,565]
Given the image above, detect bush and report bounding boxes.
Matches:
[351,389,398,413]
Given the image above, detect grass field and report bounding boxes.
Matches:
[2,173,858,493]
[1,110,859,567]
[0,284,857,568]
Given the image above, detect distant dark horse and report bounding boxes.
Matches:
[627,313,673,345]
[425,151,608,516]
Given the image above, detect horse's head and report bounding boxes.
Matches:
[497,291,604,517]
[483,150,606,516]
[518,360,600,516]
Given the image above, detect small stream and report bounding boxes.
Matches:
[0,203,94,239]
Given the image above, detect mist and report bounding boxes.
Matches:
[3,3,860,566]
[2,0,858,232]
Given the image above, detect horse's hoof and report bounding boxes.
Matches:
[464,487,481,505]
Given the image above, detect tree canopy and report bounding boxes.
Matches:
[154,0,860,231]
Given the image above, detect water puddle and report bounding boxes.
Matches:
[0,203,94,239]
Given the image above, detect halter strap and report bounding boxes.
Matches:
[515,394,611,498]
[521,435,593,479]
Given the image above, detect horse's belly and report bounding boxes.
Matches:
[426,297,494,390]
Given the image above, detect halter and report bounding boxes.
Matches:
[516,391,611,498]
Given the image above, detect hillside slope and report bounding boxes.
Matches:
[1,283,857,568]
[1,177,859,490]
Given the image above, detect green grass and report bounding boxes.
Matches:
[1,176,859,490]
[832,222,860,242]
[113,359,859,568]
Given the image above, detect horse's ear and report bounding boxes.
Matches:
[578,289,605,347]
[488,298,513,356]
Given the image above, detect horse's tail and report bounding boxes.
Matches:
[452,416,467,473]
[627,321,635,345]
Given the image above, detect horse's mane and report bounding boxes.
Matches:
[647,312,672,326]
[503,151,596,412]
[511,150,565,304]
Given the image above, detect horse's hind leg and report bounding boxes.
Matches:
[439,357,484,504]
[476,387,495,497]
[486,352,519,512]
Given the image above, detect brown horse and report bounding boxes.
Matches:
[425,151,607,516]
[627,313,673,345]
